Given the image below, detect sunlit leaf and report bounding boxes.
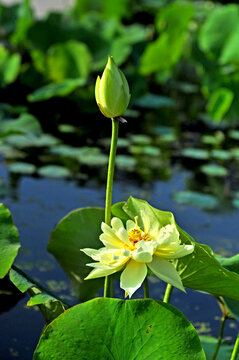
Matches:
[46,40,92,82]
[33,298,205,360]
[28,78,86,102]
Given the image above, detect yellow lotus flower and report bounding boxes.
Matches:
[81,212,194,298]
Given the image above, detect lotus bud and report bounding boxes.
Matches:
[95,56,131,118]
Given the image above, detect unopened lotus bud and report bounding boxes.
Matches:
[95,56,130,118]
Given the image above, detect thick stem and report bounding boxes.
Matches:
[163,284,173,304]
[104,118,119,298]
[212,315,227,360]
[230,332,239,360]
[143,277,149,298]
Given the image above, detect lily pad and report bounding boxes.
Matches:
[8,162,36,175]
[0,204,20,278]
[0,113,42,136]
[33,298,205,360]
[228,130,239,141]
[130,145,161,157]
[211,149,231,161]
[181,148,210,160]
[38,165,71,178]
[173,191,219,210]
[130,134,152,145]
[134,93,175,109]
[116,155,137,170]
[200,164,228,177]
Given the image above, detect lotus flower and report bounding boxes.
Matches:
[81,211,194,297]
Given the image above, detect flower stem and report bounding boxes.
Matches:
[212,315,227,360]
[104,118,119,298]
[230,331,239,360]
[143,277,149,298]
[163,284,173,303]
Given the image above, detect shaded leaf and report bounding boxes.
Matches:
[0,204,20,278]
[48,208,105,301]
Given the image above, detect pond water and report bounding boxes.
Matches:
[1,156,239,359]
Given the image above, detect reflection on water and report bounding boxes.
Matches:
[1,162,239,359]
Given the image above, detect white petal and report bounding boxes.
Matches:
[99,233,123,249]
[85,263,125,280]
[140,210,150,233]
[148,256,185,292]
[126,220,136,232]
[117,227,132,246]
[120,259,147,298]
[111,217,124,231]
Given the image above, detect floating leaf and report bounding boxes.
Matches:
[0,204,20,278]
[211,150,231,161]
[200,164,228,177]
[116,155,137,170]
[8,162,36,175]
[173,191,219,210]
[33,298,205,360]
[130,145,161,157]
[228,130,239,141]
[130,134,152,145]
[0,113,42,136]
[38,165,71,178]
[48,208,105,301]
[181,148,210,160]
[134,94,176,109]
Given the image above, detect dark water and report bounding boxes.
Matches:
[1,162,239,359]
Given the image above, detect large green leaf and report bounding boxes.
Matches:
[199,4,239,61]
[0,45,21,87]
[0,204,20,278]
[47,208,105,301]
[10,266,66,324]
[46,40,92,82]
[11,0,34,46]
[206,88,234,122]
[216,255,239,321]
[140,1,194,75]
[28,78,86,102]
[33,298,205,360]
[113,197,239,301]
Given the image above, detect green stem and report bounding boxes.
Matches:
[230,332,239,360]
[12,265,70,307]
[212,315,227,360]
[163,284,173,304]
[104,118,119,298]
[143,277,149,298]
